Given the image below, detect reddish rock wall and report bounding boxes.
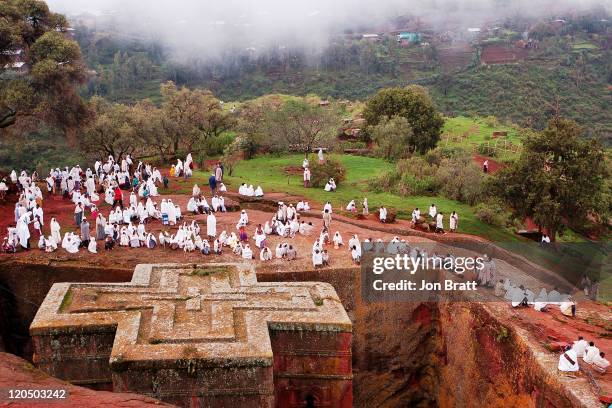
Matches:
[437,302,597,408]
[0,351,173,407]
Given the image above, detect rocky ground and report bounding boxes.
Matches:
[0,352,172,407]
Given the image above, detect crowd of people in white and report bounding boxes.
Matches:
[1,151,608,377]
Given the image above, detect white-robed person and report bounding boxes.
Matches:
[429,204,437,219]
[167,199,177,225]
[254,186,264,197]
[254,228,266,249]
[50,218,61,244]
[16,211,32,249]
[449,211,458,232]
[206,212,217,239]
[318,148,324,163]
[88,238,97,254]
[346,200,356,212]
[192,184,201,197]
[324,178,336,192]
[239,210,249,226]
[242,244,254,259]
[558,345,579,372]
[332,231,344,249]
[379,206,388,223]
[260,246,272,261]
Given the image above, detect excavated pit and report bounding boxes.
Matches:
[0,261,598,407]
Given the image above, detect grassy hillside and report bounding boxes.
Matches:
[441,116,524,161]
[190,154,523,242]
[430,59,611,141]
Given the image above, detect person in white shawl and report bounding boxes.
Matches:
[254,186,264,197]
[16,211,31,249]
[346,200,356,212]
[239,210,249,225]
[50,218,61,244]
[88,239,97,253]
[324,178,336,192]
[130,191,138,207]
[238,183,248,195]
[242,244,254,259]
[379,206,388,223]
[62,232,80,254]
[245,185,255,196]
[167,199,177,225]
[45,236,57,252]
[192,184,201,197]
[318,148,324,163]
[218,183,227,192]
[333,231,344,249]
[187,197,198,214]
[289,219,299,238]
[206,213,217,238]
[146,178,158,196]
[260,247,272,261]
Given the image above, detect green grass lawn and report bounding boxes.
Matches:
[180,154,522,242]
[441,116,523,161]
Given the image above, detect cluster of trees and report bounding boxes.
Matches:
[233,95,340,157]
[80,81,233,162]
[490,118,609,240]
[364,86,444,157]
[0,0,87,130]
[369,148,486,206]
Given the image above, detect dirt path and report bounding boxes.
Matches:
[473,154,504,174]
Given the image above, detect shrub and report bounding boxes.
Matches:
[475,200,511,227]
[477,143,497,157]
[309,154,346,188]
[435,154,485,205]
[395,173,438,196]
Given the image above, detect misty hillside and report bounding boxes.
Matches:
[71,10,611,141]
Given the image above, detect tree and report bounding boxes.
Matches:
[80,97,137,160]
[363,86,444,154]
[0,0,87,130]
[262,99,339,153]
[160,81,232,158]
[490,118,608,241]
[369,115,414,161]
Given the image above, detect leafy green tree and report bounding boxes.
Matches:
[490,118,608,241]
[363,86,444,154]
[262,99,339,153]
[369,115,414,160]
[79,97,137,160]
[160,81,233,158]
[0,0,86,129]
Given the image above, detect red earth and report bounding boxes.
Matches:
[473,154,503,174]
[0,172,609,400]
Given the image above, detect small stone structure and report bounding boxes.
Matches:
[30,263,352,407]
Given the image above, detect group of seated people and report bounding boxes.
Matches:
[495,280,576,316]
[186,193,227,215]
[559,336,609,374]
[238,183,263,197]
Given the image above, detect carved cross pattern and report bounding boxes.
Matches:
[31,264,351,365]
